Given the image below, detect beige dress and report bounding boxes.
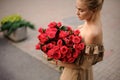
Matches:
[60,43,104,80]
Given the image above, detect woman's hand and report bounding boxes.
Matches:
[49,60,57,65]
[48,59,63,67]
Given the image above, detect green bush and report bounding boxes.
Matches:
[0,14,35,35]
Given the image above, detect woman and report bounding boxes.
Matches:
[49,0,105,80]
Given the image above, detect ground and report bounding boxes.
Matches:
[0,0,120,80]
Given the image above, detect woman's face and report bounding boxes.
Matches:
[76,0,93,21]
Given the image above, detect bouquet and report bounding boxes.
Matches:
[36,21,84,63]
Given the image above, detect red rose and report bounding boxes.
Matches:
[67,40,73,47]
[38,27,44,33]
[61,48,72,58]
[47,31,56,39]
[73,44,79,49]
[61,54,66,58]
[60,46,68,54]
[47,43,54,49]
[79,36,82,41]
[68,57,75,63]
[59,31,68,38]
[69,35,74,41]
[63,38,73,47]
[51,41,56,45]
[48,22,57,28]
[38,33,48,43]
[73,53,78,59]
[73,50,79,58]
[47,49,55,58]
[53,51,61,60]
[66,52,72,58]
[74,30,80,36]
[46,28,57,39]
[46,28,57,32]
[72,36,81,44]
[79,42,85,50]
[38,41,44,45]
[73,43,84,50]
[53,46,60,51]
[67,26,72,31]
[42,45,47,52]
[57,39,63,47]
[57,22,62,27]
[63,38,69,44]
[35,44,41,50]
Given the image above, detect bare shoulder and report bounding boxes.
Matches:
[92,26,102,36]
[88,27,103,44]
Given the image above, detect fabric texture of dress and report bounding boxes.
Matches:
[60,42,104,80]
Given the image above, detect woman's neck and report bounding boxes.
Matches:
[84,16,102,28]
[84,12,102,28]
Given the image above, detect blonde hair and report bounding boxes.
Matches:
[84,0,104,11]
[79,0,104,21]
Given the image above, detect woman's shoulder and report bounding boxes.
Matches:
[84,26,103,45]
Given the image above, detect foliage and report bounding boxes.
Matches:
[0,14,35,35]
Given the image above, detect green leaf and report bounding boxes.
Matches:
[7,26,15,35]
[0,19,35,34]
[60,26,67,31]
[47,58,53,61]
[1,22,12,31]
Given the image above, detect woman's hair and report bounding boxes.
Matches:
[79,0,104,21]
[83,0,104,11]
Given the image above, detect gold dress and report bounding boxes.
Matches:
[60,43,104,80]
